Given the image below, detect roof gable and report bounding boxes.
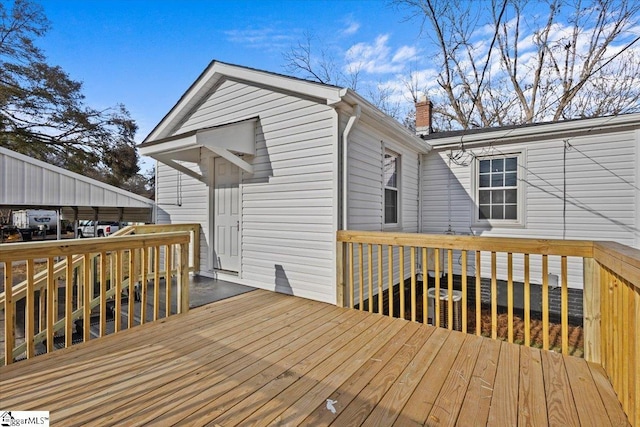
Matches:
[144,61,345,143]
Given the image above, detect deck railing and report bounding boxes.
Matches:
[0,224,200,365]
[336,230,639,425]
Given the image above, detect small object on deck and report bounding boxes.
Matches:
[326,399,338,414]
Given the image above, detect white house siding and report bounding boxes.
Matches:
[421,126,639,290]
[155,161,210,271]
[164,78,338,303]
[346,118,421,304]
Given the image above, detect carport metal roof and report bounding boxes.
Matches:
[0,147,154,222]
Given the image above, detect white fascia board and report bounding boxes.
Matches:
[340,90,431,154]
[215,63,343,104]
[139,134,199,157]
[428,113,640,150]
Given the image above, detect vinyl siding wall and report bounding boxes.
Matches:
[421,127,639,289]
[346,118,421,304]
[157,78,338,303]
[155,161,210,271]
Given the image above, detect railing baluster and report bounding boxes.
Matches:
[422,247,427,325]
[399,246,405,320]
[542,254,549,350]
[141,247,148,324]
[76,260,82,317]
[128,249,135,329]
[447,249,453,330]
[165,244,173,317]
[507,253,513,343]
[475,251,481,336]
[377,245,383,315]
[83,253,91,342]
[349,242,354,309]
[65,255,73,348]
[435,248,440,328]
[561,256,568,355]
[26,259,35,359]
[524,254,530,347]
[46,257,55,353]
[461,250,467,333]
[4,261,14,364]
[39,284,45,334]
[388,245,393,318]
[358,243,363,311]
[154,245,160,321]
[411,246,416,322]
[115,250,123,332]
[99,251,107,337]
[491,251,497,340]
[367,243,373,313]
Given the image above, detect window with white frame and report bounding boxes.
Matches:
[384,150,399,225]
[476,154,521,223]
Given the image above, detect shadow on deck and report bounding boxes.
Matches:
[0,289,630,426]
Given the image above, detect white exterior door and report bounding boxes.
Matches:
[213,157,240,272]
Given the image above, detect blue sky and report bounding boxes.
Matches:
[34,0,640,173]
[38,1,423,149]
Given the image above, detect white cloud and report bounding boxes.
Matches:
[345,34,419,74]
[223,26,297,50]
[342,21,360,36]
[392,46,417,63]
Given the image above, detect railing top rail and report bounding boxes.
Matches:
[337,230,594,258]
[593,241,640,290]
[131,224,200,234]
[0,231,190,262]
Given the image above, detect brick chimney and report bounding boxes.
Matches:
[415,96,432,137]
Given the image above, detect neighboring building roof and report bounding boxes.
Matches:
[0,147,154,222]
[141,60,429,154]
[422,113,640,149]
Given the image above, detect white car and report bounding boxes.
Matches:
[76,221,120,238]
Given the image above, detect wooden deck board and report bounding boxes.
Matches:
[518,346,548,426]
[74,298,336,425]
[455,337,501,427]
[394,331,465,426]
[0,290,629,426]
[487,342,520,426]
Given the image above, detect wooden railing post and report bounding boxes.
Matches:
[177,242,189,314]
[336,240,345,307]
[583,257,601,364]
[4,262,14,364]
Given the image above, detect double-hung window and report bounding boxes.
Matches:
[475,153,523,225]
[384,151,400,225]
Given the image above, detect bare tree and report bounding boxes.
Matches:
[395,0,640,129]
[283,31,361,89]
[283,32,413,118]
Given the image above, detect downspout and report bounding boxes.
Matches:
[418,155,423,234]
[342,104,361,230]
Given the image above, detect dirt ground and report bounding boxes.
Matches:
[405,300,584,357]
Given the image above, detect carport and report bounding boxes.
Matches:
[0,147,154,239]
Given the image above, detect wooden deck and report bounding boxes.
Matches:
[0,290,629,426]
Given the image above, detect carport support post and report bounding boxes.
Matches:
[72,207,78,238]
[93,207,99,229]
[56,208,62,240]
